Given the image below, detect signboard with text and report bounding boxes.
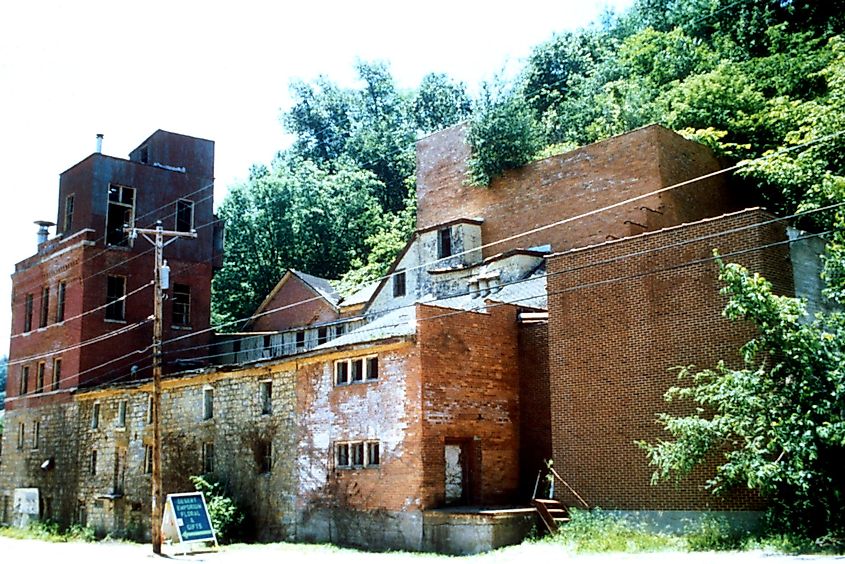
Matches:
[161,492,217,545]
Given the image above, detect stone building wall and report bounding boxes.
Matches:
[546,208,791,511]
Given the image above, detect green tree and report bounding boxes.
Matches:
[411,73,472,133]
[212,158,384,326]
[642,257,845,537]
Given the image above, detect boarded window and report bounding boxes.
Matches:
[105,276,126,321]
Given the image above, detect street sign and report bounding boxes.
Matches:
[161,492,217,546]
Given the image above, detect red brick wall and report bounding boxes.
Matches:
[415,124,739,258]
[517,320,552,500]
[249,274,338,332]
[296,343,425,512]
[546,209,791,511]
[416,304,521,508]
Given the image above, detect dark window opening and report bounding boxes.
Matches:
[105,276,126,321]
[393,270,406,297]
[258,441,273,474]
[317,326,328,345]
[438,227,452,259]
[263,334,272,357]
[39,287,49,328]
[64,194,74,234]
[24,294,33,332]
[296,330,305,349]
[172,283,191,326]
[52,359,61,391]
[202,443,214,473]
[139,146,149,164]
[367,441,380,466]
[335,324,345,337]
[335,361,349,385]
[56,281,66,322]
[351,442,364,466]
[176,200,194,232]
[336,443,349,467]
[105,185,135,246]
[367,357,379,380]
[260,381,272,415]
[35,362,45,394]
[20,366,29,395]
[90,450,98,475]
[352,359,363,382]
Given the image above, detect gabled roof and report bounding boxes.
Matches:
[244,269,340,330]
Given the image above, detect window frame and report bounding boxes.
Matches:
[334,440,380,469]
[202,387,214,420]
[35,361,45,394]
[90,449,98,475]
[17,422,25,450]
[105,275,127,322]
[175,199,195,233]
[171,283,191,328]
[64,193,75,234]
[259,380,272,415]
[52,358,61,391]
[143,445,153,474]
[202,442,214,473]
[90,402,100,430]
[24,293,33,333]
[56,281,66,323]
[317,326,328,345]
[39,286,50,328]
[116,399,127,429]
[32,421,40,450]
[437,227,452,259]
[334,355,379,386]
[19,365,29,395]
[393,269,406,298]
[105,184,136,247]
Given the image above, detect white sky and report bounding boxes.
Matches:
[0,0,633,355]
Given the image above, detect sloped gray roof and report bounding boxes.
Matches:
[341,280,379,307]
[291,269,341,307]
[313,305,417,349]
[427,274,547,312]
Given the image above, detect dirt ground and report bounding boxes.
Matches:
[1,536,843,563]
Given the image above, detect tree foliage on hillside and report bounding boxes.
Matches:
[212,64,470,326]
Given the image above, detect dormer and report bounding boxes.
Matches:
[418,218,483,270]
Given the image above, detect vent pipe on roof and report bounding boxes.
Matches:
[34,220,55,248]
[96,133,104,154]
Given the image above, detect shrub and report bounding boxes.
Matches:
[189,475,244,543]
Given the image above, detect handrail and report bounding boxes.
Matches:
[547,465,589,509]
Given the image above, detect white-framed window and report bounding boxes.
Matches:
[203,387,214,420]
[334,440,380,469]
[334,355,378,386]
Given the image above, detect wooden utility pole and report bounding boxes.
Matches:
[128,221,196,555]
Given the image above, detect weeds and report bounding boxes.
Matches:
[0,520,95,542]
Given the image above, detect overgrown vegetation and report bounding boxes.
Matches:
[642,250,845,540]
[0,520,95,542]
[189,475,244,543]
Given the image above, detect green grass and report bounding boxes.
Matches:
[0,520,95,543]
[547,509,683,553]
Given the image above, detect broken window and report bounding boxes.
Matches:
[56,281,66,323]
[334,356,378,386]
[105,276,126,321]
[393,269,406,297]
[35,362,45,394]
[117,399,127,428]
[202,443,214,473]
[19,366,29,395]
[91,402,100,430]
[39,286,50,328]
[260,381,272,415]
[203,387,214,420]
[24,293,33,332]
[105,184,135,246]
[438,227,452,259]
[317,326,328,345]
[52,358,61,391]
[172,283,191,327]
[176,199,194,232]
[64,194,74,234]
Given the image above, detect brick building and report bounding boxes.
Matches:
[0,124,819,553]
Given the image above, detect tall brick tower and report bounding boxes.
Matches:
[6,131,220,411]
